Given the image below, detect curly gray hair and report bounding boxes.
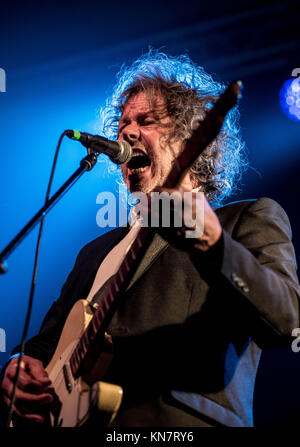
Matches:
[99,50,247,205]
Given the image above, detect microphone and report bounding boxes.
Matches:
[65,129,132,164]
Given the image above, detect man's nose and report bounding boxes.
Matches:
[122,123,140,144]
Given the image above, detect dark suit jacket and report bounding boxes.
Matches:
[10,198,300,426]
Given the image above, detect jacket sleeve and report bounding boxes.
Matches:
[193,197,300,348]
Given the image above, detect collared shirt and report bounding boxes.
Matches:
[85,207,141,303]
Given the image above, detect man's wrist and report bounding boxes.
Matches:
[191,230,224,272]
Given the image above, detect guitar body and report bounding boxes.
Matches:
[44,299,123,427]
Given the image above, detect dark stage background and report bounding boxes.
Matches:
[0,0,300,427]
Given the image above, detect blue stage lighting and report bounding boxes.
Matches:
[279,77,300,122]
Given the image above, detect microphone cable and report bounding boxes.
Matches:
[6,130,68,427]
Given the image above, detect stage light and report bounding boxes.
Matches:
[279,77,300,122]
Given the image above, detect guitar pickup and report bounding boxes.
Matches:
[63,364,73,393]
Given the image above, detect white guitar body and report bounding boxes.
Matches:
[44,299,123,427]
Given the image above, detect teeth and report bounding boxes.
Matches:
[130,166,148,173]
[128,149,151,173]
[132,151,146,157]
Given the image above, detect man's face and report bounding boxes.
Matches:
[118,91,183,193]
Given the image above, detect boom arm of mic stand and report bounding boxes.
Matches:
[0,151,98,274]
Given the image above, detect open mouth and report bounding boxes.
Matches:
[127,149,151,173]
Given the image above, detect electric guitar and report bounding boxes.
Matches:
[15,82,241,426]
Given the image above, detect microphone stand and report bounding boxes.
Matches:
[0,151,98,274]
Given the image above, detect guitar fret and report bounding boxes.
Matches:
[133,237,140,249]
[123,256,130,273]
[96,304,105,322]
[115,273,122,290]
[101,295,110,314]
[75,357,80,372]
[119,264,125,281]
[76,347,82,365]
[112,279,119,295]
[91,318,97,337]
[80,337,87,355]
[128,248,136,261]
[108,283,115,299]
[70,357,75,374]
[86,321,94,343]
[83,332,89,352]
[80,344,86,359]
[79,339,85,355]
[77,343,83,359]
[93,310,101,328]
[108,288,115,305]
[136,235,143,248]
[93,314,101,335]
[105,294,113,310]
[94,315,100,334]
[70,361,75,376]
[73,350,79,368]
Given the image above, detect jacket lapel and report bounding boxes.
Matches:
[126,232,169,291]
[88,228,169,309]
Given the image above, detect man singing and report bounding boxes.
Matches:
[1,50,300,427]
